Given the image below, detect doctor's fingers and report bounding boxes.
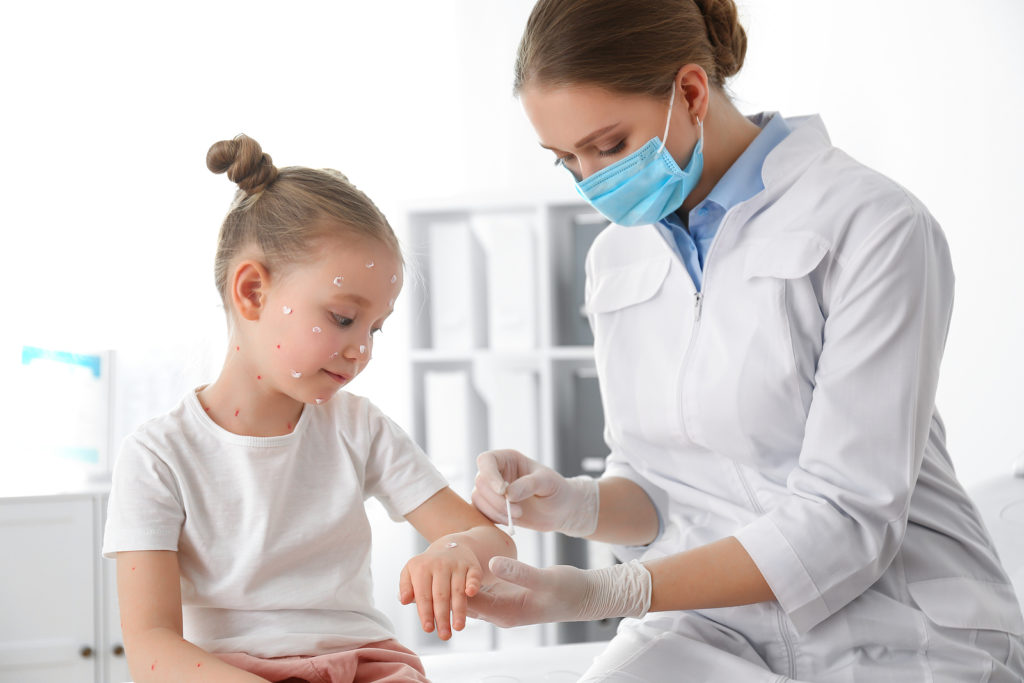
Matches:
[476,449,537,493]
[505,468,562,503]
[471,482,513,524]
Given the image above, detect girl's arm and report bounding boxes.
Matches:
[116,550,269,683]
[401,487,516,640]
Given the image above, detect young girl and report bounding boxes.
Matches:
[103,134,515,683]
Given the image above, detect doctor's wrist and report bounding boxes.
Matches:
[558,475,600,538]
[577,559,652,621]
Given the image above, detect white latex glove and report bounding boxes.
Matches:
[467,557,652,628]
[472,449,599,537]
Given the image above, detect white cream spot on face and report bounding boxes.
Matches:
[315,398,323,405]
[359,345,366,354]
[333,276,344,287]
[290,369,302,378]
[312,326,322,334]
[282,306,293,315]
[329,351,339,360]
[390,274,397,284]
[365,260,375,269]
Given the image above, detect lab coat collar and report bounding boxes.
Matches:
[760,114,832,190]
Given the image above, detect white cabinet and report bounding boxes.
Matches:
[404,197,621,650]
[0,493,128,683]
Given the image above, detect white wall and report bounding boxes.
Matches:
[1,0,1020,560]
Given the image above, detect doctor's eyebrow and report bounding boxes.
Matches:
[539,122,621,152]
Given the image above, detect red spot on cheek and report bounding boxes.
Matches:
[197,662,202,668]
[276,344,281,350]
[131,566,136,571]
[257,375,262,380]
[234,409,240,417]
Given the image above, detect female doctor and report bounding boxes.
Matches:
[468,0,1024,681]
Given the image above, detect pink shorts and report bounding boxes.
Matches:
[215,639,430,683]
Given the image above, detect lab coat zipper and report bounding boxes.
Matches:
[674,208,798,679]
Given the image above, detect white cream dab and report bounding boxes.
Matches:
[390,274,397,284]
[333,276,344,287]
[329,351,339,360]
[446,542,458,549]
[290,370,302,378]
[312,326,322,334]
[315,398,323,405]
[359,345,366,354]
[282,306,293,315]
[365,260,375,268]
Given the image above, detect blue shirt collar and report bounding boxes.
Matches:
[701,111,790,213]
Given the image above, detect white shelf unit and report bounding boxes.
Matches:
[404,197,621,652]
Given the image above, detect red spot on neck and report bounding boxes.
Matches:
[234,409,240,417]
[257,375,262,380]
[287,423,292,430]
[235,346,240,351]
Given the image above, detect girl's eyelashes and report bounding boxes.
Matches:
[371,326,384,337]
[331,313,354,327]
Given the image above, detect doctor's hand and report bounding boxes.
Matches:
[472,449,599,537]
[467,557,652,628]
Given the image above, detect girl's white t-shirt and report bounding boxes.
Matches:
[102,388,448,657]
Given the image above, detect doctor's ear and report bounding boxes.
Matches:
[673,64,711,124]
[230,259,272,322]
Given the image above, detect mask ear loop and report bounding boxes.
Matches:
[656,86,677,156]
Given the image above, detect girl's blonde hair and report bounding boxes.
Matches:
[514,0,747,98]
[206,134,400,304]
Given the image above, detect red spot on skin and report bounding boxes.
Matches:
[234,409,240,417]
[131,566,136,571]
[197,662,202,668]
[257,375,262,380]
[287,423,292,430]
[204,406,210,412]
[236,346,240,351]
[151,662,156,671]
[276,344,281,349]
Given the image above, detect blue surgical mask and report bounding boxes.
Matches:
[569,87,704,227]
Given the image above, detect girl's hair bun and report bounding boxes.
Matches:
[693,0,747,81]
[206,134,279,196]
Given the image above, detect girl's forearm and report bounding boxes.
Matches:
[125,627,268,683]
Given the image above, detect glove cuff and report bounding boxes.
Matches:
[578,559,652,621]
[558,475,600,538]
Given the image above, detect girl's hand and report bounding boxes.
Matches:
[399,537,484,640]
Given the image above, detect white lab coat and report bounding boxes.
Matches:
[582,115,1024,681]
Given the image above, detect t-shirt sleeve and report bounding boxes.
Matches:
[363,405,448,522]
[102,434,185,559]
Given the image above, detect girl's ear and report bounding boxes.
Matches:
[231,260,271,322]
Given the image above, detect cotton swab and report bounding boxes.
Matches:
[505,493,515,536]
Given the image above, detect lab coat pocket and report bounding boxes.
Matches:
[742,231,830,281]
[908,578,1024,635]
[585,254,672,315]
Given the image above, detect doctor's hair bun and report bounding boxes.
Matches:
[514,0,747,95]
[206,134,280,196]
[693,0,747,81]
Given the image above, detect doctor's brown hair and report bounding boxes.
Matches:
[514,0,747,96]
[206,134,400,306]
